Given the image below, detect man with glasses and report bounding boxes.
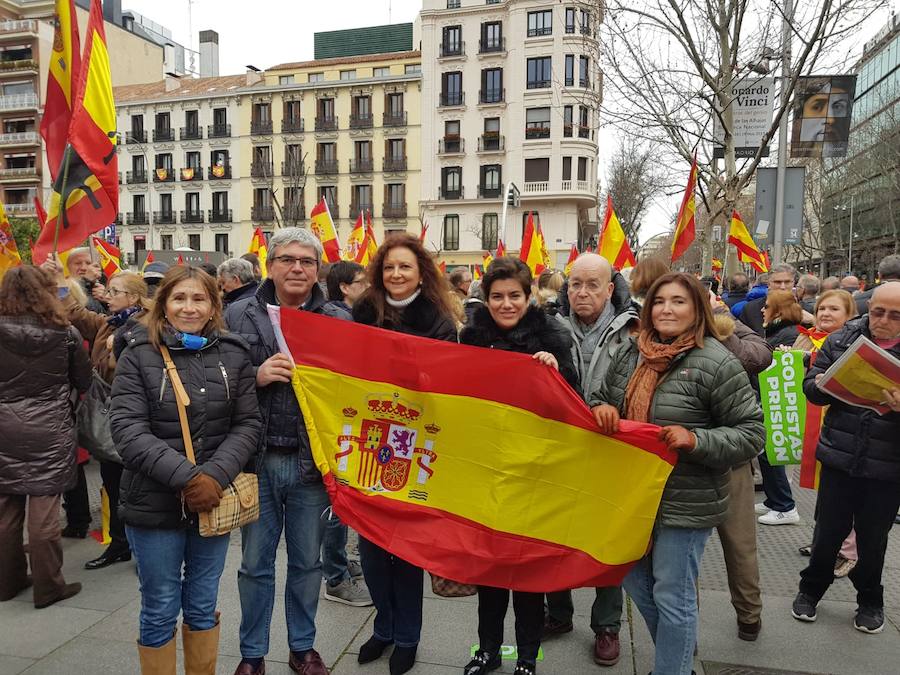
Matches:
[793,282,900,634]
[545,253,639,667]
[225,228,351,675]
[324,260,368,312]
[740,264,797,335]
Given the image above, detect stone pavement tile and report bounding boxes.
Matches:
[0,600,107,660]
[695,589,900,675]
[0,655,34,675]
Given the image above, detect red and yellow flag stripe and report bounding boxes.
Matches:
[281,309,676,591]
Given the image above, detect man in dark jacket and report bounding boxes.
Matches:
[218,258,258,308]
[853,254,900,316]
[740,265,795,340]
[545,254,639,666]
[723,273,750,309]
[66,247,107,314]
[792,282,900,634]
[226,228,353,675]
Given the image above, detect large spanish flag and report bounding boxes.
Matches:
[728,210,768,273]
[344,213,365,262]
[670,155,697,263]
[0,201,21,278]
[520,212,545,276]
[599,197,636,270]
[310,197,342,263]
[248,227,268,278]
[40,0,81,182]
[279,308,677,591]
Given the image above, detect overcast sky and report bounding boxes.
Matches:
[123,0,899,245]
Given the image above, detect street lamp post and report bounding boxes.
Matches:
[834,194,855,274]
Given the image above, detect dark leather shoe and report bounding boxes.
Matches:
[541,615,573,639]
[233,660,265,675]
[85,544,132,570]
[34,582,81,609]
[61,525,88,539]
[738,619,762,641]
[289,649,329,675]
[593,630,621,666]
[358,635,391,664]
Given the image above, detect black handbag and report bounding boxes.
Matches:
[76,371,120,464]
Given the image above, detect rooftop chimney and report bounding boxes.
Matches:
[199,30,219,77]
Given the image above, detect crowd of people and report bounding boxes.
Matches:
[0,233,898,675]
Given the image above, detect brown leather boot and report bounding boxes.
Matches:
[182,615,220,675]
[137,634,176,675]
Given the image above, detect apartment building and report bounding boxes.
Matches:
[114,73,263,265]
[0,0,165,219]
[420,0,602,266]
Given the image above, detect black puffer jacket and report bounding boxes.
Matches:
[0,316,91,495]
[804,316,900,484]
[765,320,801,349]
[353,292,458,342]
[225,279,350,483]
[110,324,261,529]
[460,304,579,391]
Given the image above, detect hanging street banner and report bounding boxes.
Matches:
[790,75,857,158]
[272,307,678,593]
[759,350,807,466]
[713,76,775,158]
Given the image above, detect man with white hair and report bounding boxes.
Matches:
[217,257,258,308]
[225,228,358,675]
[66,247,107,314]
[544,253,639,667]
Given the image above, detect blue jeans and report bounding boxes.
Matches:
[623,525,711,675]
[321,513,349,586]
[758,451,795,512]
[237,452,330,657]
[127,525,230,648]
[359,535,423,647]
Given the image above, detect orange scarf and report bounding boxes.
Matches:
[625,330,697,423]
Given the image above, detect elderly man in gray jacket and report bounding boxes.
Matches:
[545,253,639,667]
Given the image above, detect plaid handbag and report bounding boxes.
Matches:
[430,573,477,598]
[161,346,260,537]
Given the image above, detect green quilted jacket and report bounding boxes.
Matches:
[590,336,764,529]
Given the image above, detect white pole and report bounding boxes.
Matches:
[773,0,793,265]
[500,182,511,244]
[848,194,854,273]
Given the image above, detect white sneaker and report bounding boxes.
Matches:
[758,508,800,526]
[754,502,770,515]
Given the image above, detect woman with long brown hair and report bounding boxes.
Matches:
[110,265,260,674]
[590,272,763,675]
[0,266,92,608]
[351,233,457,675]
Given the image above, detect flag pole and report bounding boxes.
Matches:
[51,144,74,255]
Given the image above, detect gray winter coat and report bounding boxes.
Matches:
[0,316,92,495]
[591,337,764,528]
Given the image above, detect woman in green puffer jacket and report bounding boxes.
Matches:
[589,272,763,675]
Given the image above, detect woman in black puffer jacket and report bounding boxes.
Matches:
[458,257,578,675]
[110,266,260,674]
[0,266,91,609]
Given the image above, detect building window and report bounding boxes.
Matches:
[479,164,502,198]
[443,214,460,250]
[340,69,356,80]
[308,72,324,83]
[278,74,294,84]
[522,211,541,229]
[565,54,574,87]
[160,234,173,250]
[185,192,200,213]
[214,233,228,254]
[481,68,503,103]
[441,71,463,106]
[482,116,501,150]
[405,64,421,74]
[134,235,146,253]
[184,110,199,137]
[482,213,499,251]
[525,107,551,139]
[441,25,463,57]
[188,233,201,250]
[578,156,588,181]
[562,156,572,181]
[386,183,405,207]
[373,66,390,77]
[579,55,590,88]
[212,191,228,214]
[565,7,576,33]
[527,10,552,37]
[480,21,503,52]
[526,57,551,89]
[447,0,460,8]
[319,185,338,211]
[441,166,462,199]
[580,8,592,35]
[132,193,145,215]
[524,158,550,182]
[442,120,461,153]
[563,105,573,137]
[579,105,590,138]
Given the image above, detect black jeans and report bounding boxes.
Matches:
[477,586,543,664]
[99,460,127,547]
[546,586,623,633]
[358,535,423,647]
[758,451,795,512]
[63,462,91,530]
[799,465,900,608]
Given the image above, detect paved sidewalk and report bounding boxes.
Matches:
[1,464,897,674]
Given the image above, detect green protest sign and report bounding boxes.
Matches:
[759,349,807,465]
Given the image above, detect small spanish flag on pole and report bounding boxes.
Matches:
[91,235,121,278]
[310,197,342,263]
[248,227,268,278]
[599,197,636,270]
[0,201,22,278]
[671,154,697,263]
[728,210,768,273]
[344,213,364,261]
[520,212,545,276]
[564,243,579,276]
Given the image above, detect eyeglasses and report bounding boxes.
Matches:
[869,307,900,322]
[105,288,129,297]
[350,276,368,286]
[271,255,317,269]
